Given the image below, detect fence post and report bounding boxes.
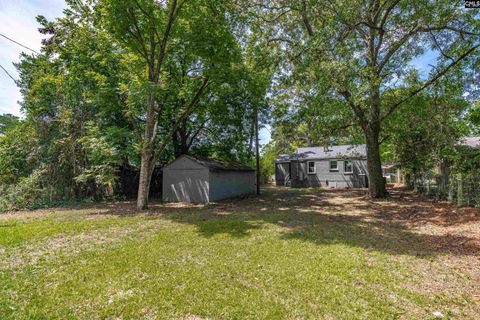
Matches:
[448,175,454,203]
[466,176,470,207]
[439,162,447,199]
[457,173,464,207]
[476,177,480,208]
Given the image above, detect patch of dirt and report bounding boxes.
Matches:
[267,187,480,318]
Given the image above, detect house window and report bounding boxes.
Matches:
[344,160,353,174]
[307,161,316,174]
[329,160,338,172]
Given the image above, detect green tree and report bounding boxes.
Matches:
[467,100,480,133]
[99,0,248,209]
[0,120,36,185]
[256,0,480,197]
[0,114,19,135]
[14,1,134,202]
[382,73,469,190]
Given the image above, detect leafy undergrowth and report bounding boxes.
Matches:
[0,187,479,319]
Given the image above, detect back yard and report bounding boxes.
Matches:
[1,187,479,319]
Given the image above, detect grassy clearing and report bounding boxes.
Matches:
[1,188,479,319]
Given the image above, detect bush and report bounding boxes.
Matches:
[0,169,47,211]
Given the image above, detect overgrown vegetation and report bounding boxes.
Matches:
[0,0,272,211]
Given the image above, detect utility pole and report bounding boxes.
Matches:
[255,105,261,195]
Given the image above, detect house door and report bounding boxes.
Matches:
[286,163,292,186]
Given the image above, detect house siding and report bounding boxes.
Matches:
[306,159,367,188]
[278,159,368,189]
[163,167,210,203]
[163,156,255,203]
[209,171,256,201]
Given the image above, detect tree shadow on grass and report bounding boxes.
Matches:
[92,187,480,258]
[176,215,262,238]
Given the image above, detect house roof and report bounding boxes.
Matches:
[276,144,367,162]
[180,154,255,172]
[458,136,480,148]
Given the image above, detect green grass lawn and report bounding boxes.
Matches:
[1,188,479,319]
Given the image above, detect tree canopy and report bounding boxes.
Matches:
[0,0,479,210]
[254,0,480,197]
[0,0,271,210]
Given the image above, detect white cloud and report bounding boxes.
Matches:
[0,0,66,116]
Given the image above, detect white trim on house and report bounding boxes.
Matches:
[344,160,353,174]
[307,161,316,174]
[329,160,339,172]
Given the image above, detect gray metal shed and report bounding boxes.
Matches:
[162,155,256,203]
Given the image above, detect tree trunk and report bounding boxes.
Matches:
[137,94,156,210]
[134,0,180,210]
[365,126,386,198]
[457,173,464,207]
[255,106,260,195]
[439,161,448,198]
[363,80,387,198]
[178,120,189,156]
[137,154,153,209]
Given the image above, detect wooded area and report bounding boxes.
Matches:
[0,0,479,211]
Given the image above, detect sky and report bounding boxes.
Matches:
[0,0,66,116]
[0,1,439,146]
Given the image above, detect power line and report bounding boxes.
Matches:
[0,33,39,54]
[0,64,17,82]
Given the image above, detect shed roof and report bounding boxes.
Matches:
[176,154,255,172]
[276,144,367,162]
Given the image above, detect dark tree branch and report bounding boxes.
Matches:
[154,0,180,83]
[375,0,401,61]
[251,8,293,23]
[158,77,210,150]
[378,25,420,72]
[379,23,480,72]
[187,121,208,150]
[420,25,480,37]
[267,37,296,45]
[126,7,150,62]
[428,30,454,61]
[382,44,480,121]
[301,0,314,37]
[340,90,368,128]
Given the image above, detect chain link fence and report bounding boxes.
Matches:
[413,172,480,208]
[446,173,480,208]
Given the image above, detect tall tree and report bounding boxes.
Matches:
[99,0,244,208]
[382,72,470,189]
[256,0,480,197]
[0,114,19,135]
[13,1,136,203]
[99,0,186,209]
